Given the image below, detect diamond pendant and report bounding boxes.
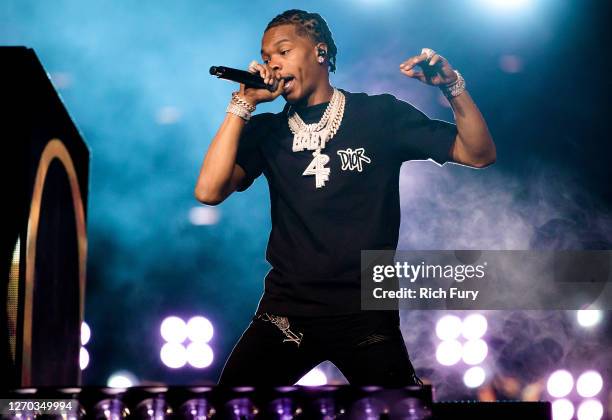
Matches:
[302,149,330,188]
[292,128,330,152]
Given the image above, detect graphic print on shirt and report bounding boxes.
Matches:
[302,150,331,188]
[337,147,372,172]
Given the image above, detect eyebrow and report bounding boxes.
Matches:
[261,38,292,55]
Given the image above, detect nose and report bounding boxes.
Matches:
[268,60,281,72]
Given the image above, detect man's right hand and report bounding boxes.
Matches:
[239,61,285,106]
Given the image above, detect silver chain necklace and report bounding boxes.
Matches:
[287,88,346,188]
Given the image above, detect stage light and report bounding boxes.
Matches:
[107,371,138,388]
[436,315,462,341]
[436,339,462,366]
[81,321,91,345]
[186,342,214,368]
[499,55,524,74]
[547,370,574,398]
[156,106,182,125]
[576,310,602,328]
[187,316,214,343]
[463,366,486,388]
[79,347,89,370]
[551,398,574,420]
[461,313,488,340]
[577,399,603,420]
[576,371,603,398]
[295,367,327,386]
[499,54,523,74]
[160,342,188,369]
[189,206,220,225]
[461,339,488,365]
[160,316,188,343]
[80,321,91,371]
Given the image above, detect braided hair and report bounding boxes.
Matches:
[265,9,338,73]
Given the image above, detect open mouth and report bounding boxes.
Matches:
[283,76,295,92]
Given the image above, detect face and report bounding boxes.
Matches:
[261,24,326,104]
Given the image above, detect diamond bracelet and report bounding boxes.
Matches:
[226,102,251,122]
[440,70,466,99]
[231,92,256,113]
[226,92,257,122]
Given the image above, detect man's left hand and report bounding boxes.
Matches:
[400,49,457,86]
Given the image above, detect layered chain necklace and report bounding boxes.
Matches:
[287,88,346,188]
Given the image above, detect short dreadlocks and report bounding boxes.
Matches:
[265,9,338,73]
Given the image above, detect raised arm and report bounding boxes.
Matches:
[399,48,496,168]
[447,90,496,168]
[194,63,285,205]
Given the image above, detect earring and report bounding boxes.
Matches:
[317,48,326,64]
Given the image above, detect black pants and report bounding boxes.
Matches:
[218,310,422,387]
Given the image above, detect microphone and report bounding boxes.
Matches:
[209,66,278,92]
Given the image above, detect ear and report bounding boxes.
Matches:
[315,42,328,56]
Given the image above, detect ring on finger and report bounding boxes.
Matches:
[248,60,259,72]
[421,48,435,61]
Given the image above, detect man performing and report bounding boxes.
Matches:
[195,9,495,386]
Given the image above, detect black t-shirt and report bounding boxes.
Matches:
[235,88,457,316]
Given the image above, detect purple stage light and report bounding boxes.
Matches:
[547,370,574,399]
[268,397,299,420]
[180,398,215,420]
[135,395,172,419]
[576,371,603,398]
[107,370,139,387]
[79,347,89,370]
[462,339,488,365]
[577,399,603,420]
[436,339,462,366]
[186,342,214,368]
[463,366,486,388]
[350,397,386,420]
[461,313,488,340]
[576,310,602,328]
[81,321,91,346]
[160,316,188,343]
[435,315,462,341]
[94,398,130,420]
[187,316,214,343]
[296,367,328,386]
[551,398,574,420]
[160,342,187,369]
[224,397,257,420]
